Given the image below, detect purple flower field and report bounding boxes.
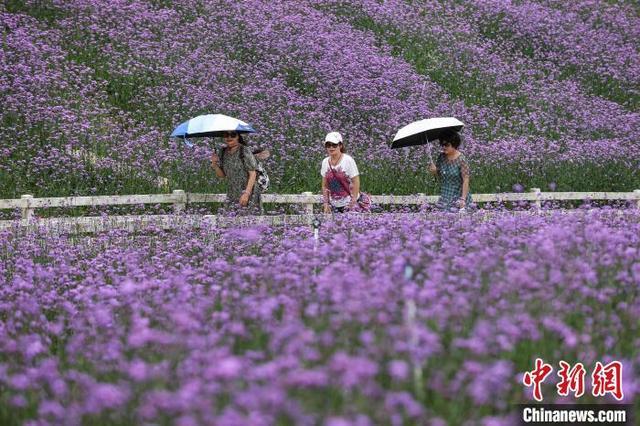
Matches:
[1,210,639,424]
[1,0,639,197]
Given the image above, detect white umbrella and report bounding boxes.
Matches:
[390,117,464,149]
[171,114,256,139]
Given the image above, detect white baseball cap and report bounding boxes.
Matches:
[324,131,343,145]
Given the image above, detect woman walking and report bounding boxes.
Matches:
[321,132,362,213]
[428,129,472,211]
[211,131,260,214]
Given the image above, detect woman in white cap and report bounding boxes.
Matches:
[321,131,361,213]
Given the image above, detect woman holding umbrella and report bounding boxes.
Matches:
[211,131,260,213]
[171,113,261,213]
[428,129,472,211]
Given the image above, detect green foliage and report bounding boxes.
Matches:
[2,157,639,201]
[3,0,639,203]
[333,6,534,141]
[585,74,640,110]
[283,67,317,96]
[4,0,68,24]
[474,9,639,109]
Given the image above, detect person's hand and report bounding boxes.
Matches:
[254,149,270,161]
[458,198,466,209]
[239,192,250,207]
[323,203,331,214]
[428,163,437,173]
[211,153,220,167]
[348,200,357,211]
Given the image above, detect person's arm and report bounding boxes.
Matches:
[460,158,470,208]
[238,147,258,206]
[320,160,331,213]
[322,176,331,213]
[344,157,361,210]
[348,175,360,210]
[429,154,439,177]
[211,152,225,178]
[239,170,256,207]
[460,176,470,208]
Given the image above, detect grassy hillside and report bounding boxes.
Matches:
[1,0,639,198]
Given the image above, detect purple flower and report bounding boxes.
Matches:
[87,383,129,411]
[388,360,409,381]
[38,400,65,419]
[10,394,28,408]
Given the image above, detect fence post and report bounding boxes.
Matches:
[172,189,186,213]
[530,188,541,211]
[21,194,34,220]
[634,190,640,209]
[301,192,314,215]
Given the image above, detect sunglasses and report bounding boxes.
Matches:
[325,142,339,148]
[223,132,239,138]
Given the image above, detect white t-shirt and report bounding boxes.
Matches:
[321,154,360,208]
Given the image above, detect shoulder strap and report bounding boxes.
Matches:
[219,147,225,172]
[220,146,251,168]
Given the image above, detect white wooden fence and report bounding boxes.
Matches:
[1,189,639,233]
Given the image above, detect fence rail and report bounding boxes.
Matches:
[1,189,640,220]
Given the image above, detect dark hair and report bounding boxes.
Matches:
[238,134,247,146]
[439,130,461,149]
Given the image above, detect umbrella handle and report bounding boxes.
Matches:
[183,136,194,148]
[422,134,433,164]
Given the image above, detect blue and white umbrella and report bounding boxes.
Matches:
[171,114,256,139]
